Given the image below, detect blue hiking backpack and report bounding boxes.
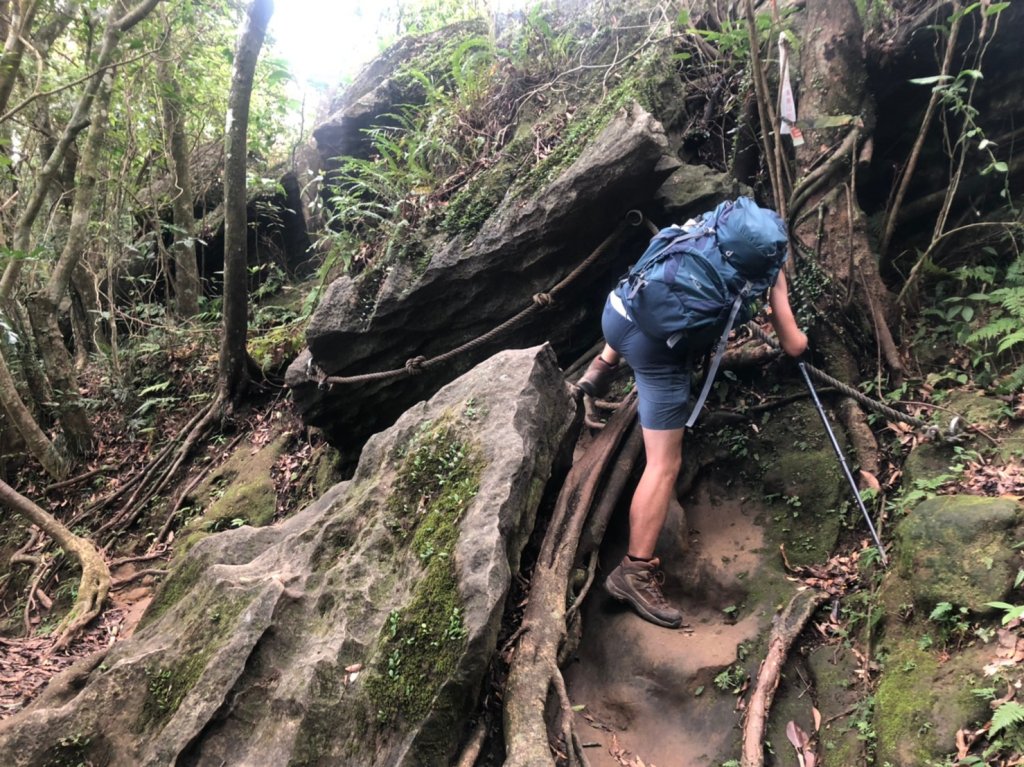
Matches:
[614,196,789,426]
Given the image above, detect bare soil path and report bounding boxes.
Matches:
[566,469,783,767]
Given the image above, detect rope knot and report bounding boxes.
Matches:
[405,356,427,375]
[307,358,332,391]
[532,292,554,308]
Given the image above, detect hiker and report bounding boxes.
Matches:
[577,198,808,628]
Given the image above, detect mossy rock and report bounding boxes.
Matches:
[752,398,846,567]
[944,390,1011,432]
[894,495,1024,612]
[874,642,990,765]
[180,434,290,550]
[901,441,958,493]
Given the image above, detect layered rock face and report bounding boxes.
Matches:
[288,102,677,447]
[0,345,577,767]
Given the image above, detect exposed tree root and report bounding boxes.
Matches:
[503,394,639,766]
[90,394,227,543]
[741,588,828,767]
[0,480,111,652]
[455,719,489,767]
[837,397,880,480]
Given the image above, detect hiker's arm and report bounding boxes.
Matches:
[768,270,808,357]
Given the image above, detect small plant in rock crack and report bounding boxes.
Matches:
[928,601,973,648]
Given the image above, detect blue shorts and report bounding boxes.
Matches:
[601,293,693,430]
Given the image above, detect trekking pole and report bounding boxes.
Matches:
[797,361,888,566]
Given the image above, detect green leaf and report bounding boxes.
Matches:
[909,75,952,85]
[991,701,1024,735]
[985,2,1010,15]
[138,380,171,397]
[997,329,1024,354]
[929,602,953,621]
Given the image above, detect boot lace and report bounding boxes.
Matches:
[635,569,670,608]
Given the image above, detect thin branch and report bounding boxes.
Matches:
[0,42,161,124]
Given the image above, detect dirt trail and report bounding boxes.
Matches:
[566,469,781,767]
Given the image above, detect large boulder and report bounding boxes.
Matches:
[287,101,678,447]
[894,495,1024,612]
[313,20,488,175]
[0,344,577,767]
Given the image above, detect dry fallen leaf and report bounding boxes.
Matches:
[859,470,881,492]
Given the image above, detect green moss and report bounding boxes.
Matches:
[176,435,289,552]
[874,644,939,764]
[248,321,307,374]
[507,47,679,201]
[440,164,516,236]
[139,555,205,629]
[136,592,250,730]
[365,419,481,726]
[140,652,213,728]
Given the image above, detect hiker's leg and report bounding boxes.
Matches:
[598,344,619,366]
[628,426,684,558]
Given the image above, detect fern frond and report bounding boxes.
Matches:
[998,364,1024,395]
[966,317,1018,344]
[997,329,1024,354]
[990,701,1024,735]
[984,286,1024,317]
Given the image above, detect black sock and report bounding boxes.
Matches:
[627,554,653,563]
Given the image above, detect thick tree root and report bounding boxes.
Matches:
[741,588,828,767]
[503,393,640,766]
[0,480,111,651]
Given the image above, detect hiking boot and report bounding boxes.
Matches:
[605,556,683,628]
[577,355,619,398]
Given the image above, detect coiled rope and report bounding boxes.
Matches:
[310,214,641,388]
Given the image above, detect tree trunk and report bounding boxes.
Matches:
[0,346,65,478]
[158,49,200,317]
[0,0,41,117]
[69,264,98,369]
[219,0,273,405]
[0,479,110,647]
[789,0,905,378]
[0,0,163,299]
[24,66,123,457]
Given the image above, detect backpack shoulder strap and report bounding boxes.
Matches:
[684,281,751,429]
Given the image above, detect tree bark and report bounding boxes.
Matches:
[0,0,41,117]
[0,479,110,647]
[24,65,123,457]
[219,0,273,404]
[0,0,163,299]
[0,344,65,478]
[790,0,905,379]
[158,47,200,317]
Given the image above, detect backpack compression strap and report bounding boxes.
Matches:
[625,225,711,300]
[684,282,750,429]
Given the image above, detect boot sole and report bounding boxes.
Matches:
[605,577,682,629]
